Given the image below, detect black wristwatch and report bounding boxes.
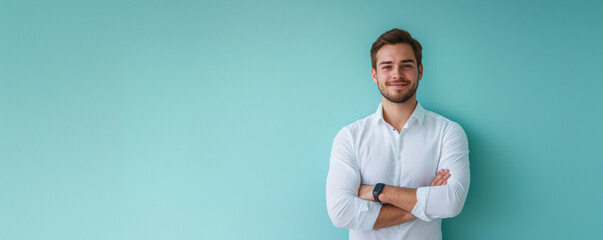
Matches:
[373,183,385,202]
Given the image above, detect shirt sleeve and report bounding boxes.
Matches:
[411,122,470,221]
[326,127,382,230]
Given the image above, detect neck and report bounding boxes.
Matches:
[382,97,418,133]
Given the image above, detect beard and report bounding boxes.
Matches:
[377,78,419,104]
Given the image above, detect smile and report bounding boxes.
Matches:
[389,83,408,88]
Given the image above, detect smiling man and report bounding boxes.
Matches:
[326,28,470,239]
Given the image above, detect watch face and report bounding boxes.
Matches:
[373,184,383,202]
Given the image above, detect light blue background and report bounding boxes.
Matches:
[1,0,602,239]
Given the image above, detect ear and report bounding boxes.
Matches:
[418,64,423,81]
[371,68,378,84]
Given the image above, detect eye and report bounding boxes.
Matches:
[382,66,391,70]
[403,64,414,68]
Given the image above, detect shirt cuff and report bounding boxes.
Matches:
[357,200,383,231]
[411,186,434,222]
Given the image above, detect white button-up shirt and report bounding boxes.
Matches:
[326,102,470,240]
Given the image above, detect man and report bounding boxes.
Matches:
[326,28,470,240]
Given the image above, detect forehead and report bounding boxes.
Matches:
[376,43,416,62]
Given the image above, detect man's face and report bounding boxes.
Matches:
[371,43,423,104]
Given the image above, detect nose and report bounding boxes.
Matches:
[391,66,401,79]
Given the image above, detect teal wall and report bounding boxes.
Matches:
[1,0,602,239]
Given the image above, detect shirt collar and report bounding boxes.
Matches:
[375,101,426,127]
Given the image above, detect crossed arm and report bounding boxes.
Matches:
[326,124,470,231]
[358,169,451,229]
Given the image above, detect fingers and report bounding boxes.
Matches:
[432,170,444,186]
[439,169,450,185]
[431,169,443,185]
[431,169,451,186]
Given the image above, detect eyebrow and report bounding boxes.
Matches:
[378,59,416,65]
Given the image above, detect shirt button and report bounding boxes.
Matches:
[397,156,401,160]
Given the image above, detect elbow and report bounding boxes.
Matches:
[327,196,373,230]
[432,181,469,219]
[327,199,353,229]
[330,216,349,229]
[442,202,464,218]
[439,196,466,218]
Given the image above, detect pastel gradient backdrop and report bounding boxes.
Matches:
[1,0,602,239]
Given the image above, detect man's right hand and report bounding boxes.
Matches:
[431,169,450,186]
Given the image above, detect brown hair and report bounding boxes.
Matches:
[370,28,423,69]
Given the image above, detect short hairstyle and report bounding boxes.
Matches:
[370,28,423,69]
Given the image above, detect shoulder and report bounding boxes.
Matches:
[423,109,465,132]
[331,113,377,158]
[423,109,468,147]
[337,112,378,138]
